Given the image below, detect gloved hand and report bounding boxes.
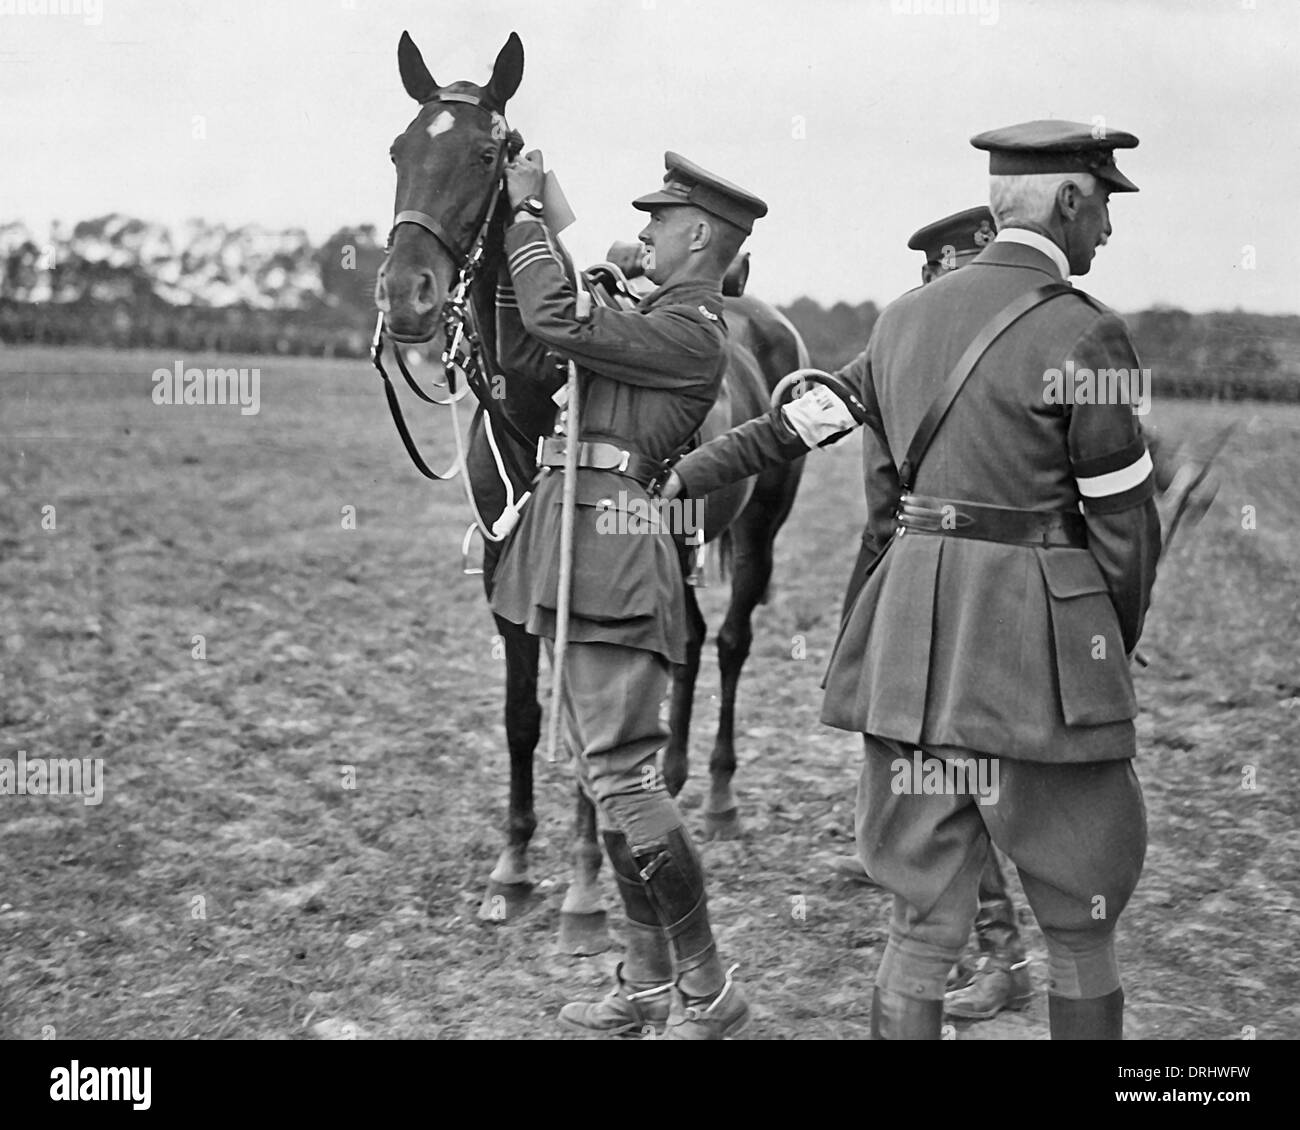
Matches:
[781,384,860,448]
[657,469,684,502]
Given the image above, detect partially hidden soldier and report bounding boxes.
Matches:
[664,121,1162,1039]
[491,149,767,1039]
[890,207,1033,1022]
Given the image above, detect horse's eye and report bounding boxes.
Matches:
[480,150,497,166]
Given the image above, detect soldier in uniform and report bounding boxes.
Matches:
[664,121,1161,1039]
[491,149,767,1039]
[667,205,1037,1023]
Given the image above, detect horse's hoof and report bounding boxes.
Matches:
[703,808,743,840]
[662,768,687,798]
[556,909,611,956]
[478,880,537,923]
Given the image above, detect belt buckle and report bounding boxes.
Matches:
[617,449,630,473]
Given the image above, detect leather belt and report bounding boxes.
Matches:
[896,493,1087,549]
[537,436,663,488]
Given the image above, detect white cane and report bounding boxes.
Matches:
[546,360,581,763]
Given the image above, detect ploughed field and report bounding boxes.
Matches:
[1,345,1295,1040]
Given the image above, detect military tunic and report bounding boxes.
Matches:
[489,217,729,665]
[822,239,1160,763]
[675,238,1161,763]
[674,233,1162,1007]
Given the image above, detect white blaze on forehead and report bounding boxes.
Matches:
[425,111,454,140]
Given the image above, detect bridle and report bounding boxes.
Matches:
[371,91,533,546]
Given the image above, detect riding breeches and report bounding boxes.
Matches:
[856,734,1147,1002]
[557,640,684,847]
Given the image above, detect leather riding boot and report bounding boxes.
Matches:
[630,827,720,989]
[600,830,674,982]
[558,831,673,1037]
[946,947,982,992]
[945,954,1033,1020]
[633,827,750,1040]
[660,962,750,1041]
[870,987,944,1040]
[558,957,673,1038]
[1048,988,1124,1040]
[973,850,1019,954]
[946,849,1033,1020]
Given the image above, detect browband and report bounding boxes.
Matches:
[423,91,493,109]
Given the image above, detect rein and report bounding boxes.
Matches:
[371,91,533,542]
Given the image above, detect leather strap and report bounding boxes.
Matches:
[377,367,458,481]
[896,493,1087,548]
[392,209,471,266]
[538,436,663,488]
[897,282,1074,491]
[839,281,1079,624]
[425,92,491,109]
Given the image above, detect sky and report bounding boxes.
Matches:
[2,0,1298,313]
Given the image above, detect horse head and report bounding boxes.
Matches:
[375,31,524,343]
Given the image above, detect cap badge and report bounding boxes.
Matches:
[973,221,995,247]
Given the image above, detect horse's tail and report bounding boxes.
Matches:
[712,523,775,605]
[716,524,734,591]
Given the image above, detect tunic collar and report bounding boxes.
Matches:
[993,227,1070,279]
[641,278,724,312]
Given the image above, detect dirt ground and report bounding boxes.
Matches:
[1,345,1296,1040]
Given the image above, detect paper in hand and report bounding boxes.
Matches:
[542,170,577,233]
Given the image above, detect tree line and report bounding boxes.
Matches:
[1,215,1294,401]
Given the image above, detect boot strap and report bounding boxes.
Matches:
[626,982,673,1002]
[681,963,740,1018]
[614,963,674,1015]
[663,892,715,973]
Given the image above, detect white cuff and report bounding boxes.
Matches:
[780,385,859,448]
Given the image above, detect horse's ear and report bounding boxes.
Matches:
[398,31,438,103]
[483,32,524,110]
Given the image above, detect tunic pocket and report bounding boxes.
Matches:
[541,473,663,622]
[1039,551,1138,726]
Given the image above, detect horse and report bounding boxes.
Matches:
[373,31,808,953]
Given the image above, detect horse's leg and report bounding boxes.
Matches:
[705,469,799,839]
[557,786,610,954]
[664,580,707,798]
[479,615,542,920]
